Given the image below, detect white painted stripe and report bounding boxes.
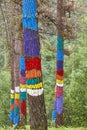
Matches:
[11,89,14,94]
[56,83,64,87]
[20,88,26,92]
[15,86,20,93]
[27,88,44,96]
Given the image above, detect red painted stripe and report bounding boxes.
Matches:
[25,57,41,70]
[56,70,64,76]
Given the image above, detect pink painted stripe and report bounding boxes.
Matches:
[55,87,63,98]
[20,76,26,84]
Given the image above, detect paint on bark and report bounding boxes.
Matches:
[22,0,47,129]
[52,0,64,127]
[19,56,27,125]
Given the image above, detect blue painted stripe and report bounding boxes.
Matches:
[52,109,57,121]
[20,56,25,70]
[14,115,20,125]
[10,110,14,121]
[22,0,37,18]
[57,50,64,60]
[22,18,38,31]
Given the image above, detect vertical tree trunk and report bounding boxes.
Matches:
[9,1,23,126]
[14,39,21,125]
[52,0,64,127]
[22,0,47,130]
[19,55,27,126]
[55,0,64,127]
[10,33,15,126]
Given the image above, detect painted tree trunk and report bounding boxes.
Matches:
[10,35,15,125]
[52,0,64,127]
[19,12,27,127]
[13,39,21,125]
[9,1,23,125]
[22,0,47,129]
[19,56,27,126]
[10,32,22,127]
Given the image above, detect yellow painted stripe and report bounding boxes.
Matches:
[26,82,42,89]
[56,79,63,84]
[15,94,20,99]
[20,84,26,88]
[10,94,14,99]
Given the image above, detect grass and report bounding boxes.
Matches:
[49,127,87,130]
[0,126,87,130]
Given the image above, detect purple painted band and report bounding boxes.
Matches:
[23,29,40,56]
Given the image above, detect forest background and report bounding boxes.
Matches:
[0,0,87,129]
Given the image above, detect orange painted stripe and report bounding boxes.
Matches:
[26,69,42,79]
[56,75,64,80]
[15,99,20,107]
[10,104,14,110]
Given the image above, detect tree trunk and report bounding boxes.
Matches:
[10,1,26,127]
[14,39,21,125]
[10,33,15,126]
[22,0,47,129]
[52,0,64,127]
[9,1,23,126]
[56,0,64,127]
[28,93,47,130]
[19,54,27,126]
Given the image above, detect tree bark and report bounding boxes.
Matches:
[28,93,47,130]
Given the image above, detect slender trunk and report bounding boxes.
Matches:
[56,0,64,127]
[10,34,15,126]
[19,46,27,126]
[9,0,26,126]
[13,39,21,125]
[9,1,22,126]
[52,0,64,127]
[22,0,47,129]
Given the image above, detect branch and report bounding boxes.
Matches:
[12,0,22,6]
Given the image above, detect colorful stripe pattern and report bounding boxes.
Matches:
[52,36,64,120]
[20,57,26,119]
[10,90,14,122]
[14,86,20,125]
[22,0,44,96]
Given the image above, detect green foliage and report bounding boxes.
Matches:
[41,37,56,126]
[0,71,10,127]
[0,126,87,130]
[64,42,87,127]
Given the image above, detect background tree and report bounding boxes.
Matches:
[52,0,64,127]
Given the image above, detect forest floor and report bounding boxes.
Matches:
[0,126,87,130]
